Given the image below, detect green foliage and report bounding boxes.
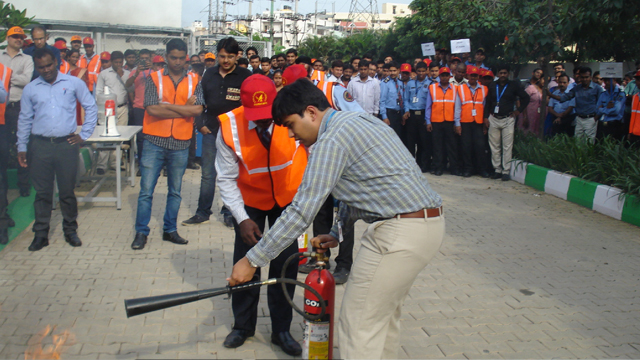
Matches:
[297,30,396,62]
[513,132,640,197]
[0,1,37,43]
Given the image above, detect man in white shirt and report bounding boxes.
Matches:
[94,51,131,173]
[347,60,380,116]
[325,60,343,83]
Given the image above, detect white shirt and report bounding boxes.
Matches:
[347,75,381,115]
[215,122,274,224]
[95,67,131,106]
[326,73,339,82]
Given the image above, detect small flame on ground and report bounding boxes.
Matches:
[24,325,75,360]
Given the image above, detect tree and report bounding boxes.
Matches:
[0,1,37,44]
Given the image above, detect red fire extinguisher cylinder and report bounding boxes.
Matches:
[302,260,335,359]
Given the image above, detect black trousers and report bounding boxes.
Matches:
[431,121,460,173]
[0,123,13,230]
[4,102,29,191]
[231,204,299,333]
[405,110,431,171]
[461,122,488,174]
[597,120,623,141]
[29,136,79,238]
[188,119,198,163]
[312,195,354,271]
[551,114,575,137]
[386,109,405,144]
[132,108,146,165]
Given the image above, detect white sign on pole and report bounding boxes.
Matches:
[599,63,623,78]
[421,42,436,57]
[450,39,471,54]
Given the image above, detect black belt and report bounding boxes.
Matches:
[118,103,128,107]
[8,101,19,108]
[577,113,596,118]
[32,134,72,143]
[387,109,402,113]
[492,114,511,119]
[410,109,423,115]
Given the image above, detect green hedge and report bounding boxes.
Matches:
[513,133,640,197]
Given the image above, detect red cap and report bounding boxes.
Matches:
[22,39,32,48]
[400,63,412,73]
[451,57,462,62]
[6,26,26,39]
[152,55,165,64]
[439,67,451,75]
[483,70,495,78]
[635,70,640,77]
[282,64,308,86]
[241,75,277,121]
[467,66,480,75]
[100,51,111,61]
[53,40,67,50]
[83,37,94,45]
[423,58,432,66]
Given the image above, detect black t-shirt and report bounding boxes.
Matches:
[198,64,252,132]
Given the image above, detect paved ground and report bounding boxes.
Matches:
[2,167,640,359]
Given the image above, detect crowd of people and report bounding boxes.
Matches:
[1,23,640,359]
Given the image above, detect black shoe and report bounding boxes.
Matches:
[64,232,82,247]
[333,267,350,285]
[0,228,8,245]
[181,215,210,226]
[186,162,200,170]
[223,329,254,348]
[450,170,462,176]
[131,232,147,250]
[271,331,302,356]
[162,231,188,245]
[19,188,30,197]
[430,169,436,175]
[480,171,490,178]
[298,259,331,274]
[96,168,106,175]
[462,171,472,177]
[28,237,49,251]
[223,214,234,228]
[491,172,502,179]
[434,169,443,176]
[502,174,511,181]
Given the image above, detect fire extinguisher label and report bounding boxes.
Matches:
[302,320,330,359]
[297,233,308,250]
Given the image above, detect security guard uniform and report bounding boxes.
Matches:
[404,76,431,171]
[380,76,406,141]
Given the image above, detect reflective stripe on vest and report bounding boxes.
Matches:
[631,94,640,136]
[317,81,335,109]
[143,71,197,140]
[430,83,457,122]
[459,84,486,124]
[156,70,195,103]
[59,60,70,74]
[0,64,12,125]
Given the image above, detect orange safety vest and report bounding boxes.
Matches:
[429,83,458,122]
[630,94,640,136]
[459,83,487,124]
[310,70,325,82]
[85,54,101,92]
[0,64,12,125]
[143,70,199,140]
[59,59,70,74]
[316,81,335,109]
[78,53,88,68]
[219,107,308,211]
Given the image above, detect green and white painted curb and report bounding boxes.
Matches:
[510,160,640,227]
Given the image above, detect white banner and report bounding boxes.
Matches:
[421,42,436,57]
[450,39,471,54]
[599,63,623,78]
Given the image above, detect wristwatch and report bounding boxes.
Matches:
[247,257,259,268]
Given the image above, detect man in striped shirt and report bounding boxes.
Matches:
[228,79,445,359]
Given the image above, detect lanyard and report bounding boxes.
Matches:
[496,83,508,104]
[322,110,338,133]
[469,84,480,110]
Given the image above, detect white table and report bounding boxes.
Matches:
[77,125,142,210]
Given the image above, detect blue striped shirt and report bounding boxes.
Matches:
[246,109,443,267]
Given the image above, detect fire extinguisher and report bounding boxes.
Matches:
[302,257,335,359]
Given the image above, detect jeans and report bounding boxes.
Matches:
[196,132,217,219]
[135,140,188,235]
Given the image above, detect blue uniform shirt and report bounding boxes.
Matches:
[596,86,626,122]
[379,76,404,119]
[548,88,575,115]
[331,83,365,112]
[17,72,98,152]
[558,81,604,117]
[404,77,430,113]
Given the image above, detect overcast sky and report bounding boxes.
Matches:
[181,0,414,28]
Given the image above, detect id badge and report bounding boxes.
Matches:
[472,109,477,116]
[494,106,499,113]
[412,97,418,103]
[337,219,343,243]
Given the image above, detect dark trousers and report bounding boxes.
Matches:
[4,102,29,191]
[132,108,145,165]
[195,132,217,219]
[0,124,13,230]
[597,120,623,141]
[312,195,354,271]
[29,136,79,238]
[232,204,299,333]
[405,110,431,171]
[188,120,198,164]
[386,109,404,144]
[461,122,488,174]
[551,114,575,137]
[629,134,640,147]
[431,121,460,173]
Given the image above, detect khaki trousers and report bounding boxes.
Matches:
[338,213,445,359]
[574,116,597,143]
[488,115,515,175]
[96,105,129,170]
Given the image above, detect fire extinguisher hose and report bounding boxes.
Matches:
[279,252,327,321]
